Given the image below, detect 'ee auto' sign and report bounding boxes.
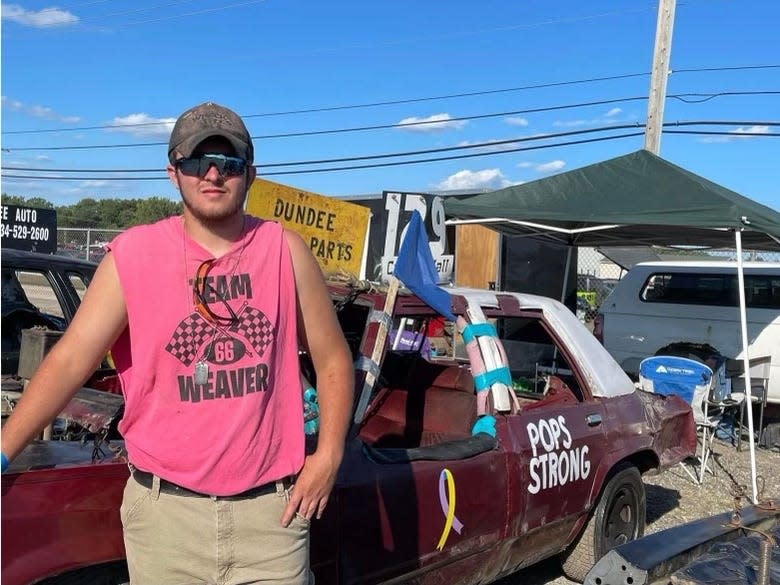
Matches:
[0,205,57,254]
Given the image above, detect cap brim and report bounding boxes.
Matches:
[169,129,251,163]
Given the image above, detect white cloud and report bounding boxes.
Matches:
[4,154,53,166]
[699,125,771,143]
[554,107,634,128]
[2,4,78,27]
[457,139,522,153]
[2,97,24,110]
[506,116,529,127]
[396,113,466,133]
[536,160,566,173]
[730,125,770,138]
[107,113,176,138]
[81,180,110,188]
[554,118,603,128]
[517,160,566,173]
[435,168,515,191]
[1,96,81,123]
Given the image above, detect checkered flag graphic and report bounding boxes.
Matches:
[166,313,216,366]
[230,306,274,357]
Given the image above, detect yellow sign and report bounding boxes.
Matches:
[577,291,597,306]
[247,178,370,276]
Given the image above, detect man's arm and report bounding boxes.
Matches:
[281,230,354,526]
[1,252,128,463]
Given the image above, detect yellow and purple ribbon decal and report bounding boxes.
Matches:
[436,468,463,550]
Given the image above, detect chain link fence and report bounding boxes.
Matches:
[55,226,779,308]
[57,227,123,263]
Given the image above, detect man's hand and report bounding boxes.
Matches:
[281,450,340,527]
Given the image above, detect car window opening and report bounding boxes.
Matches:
[358,312,584,460]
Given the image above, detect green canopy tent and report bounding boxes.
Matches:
[444,148,780,503]
[444,149,780,249]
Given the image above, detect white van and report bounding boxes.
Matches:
[594,261,780,404]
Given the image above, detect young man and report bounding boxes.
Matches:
[0,102,355,584]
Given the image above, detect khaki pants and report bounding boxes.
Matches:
[121,474,312,585]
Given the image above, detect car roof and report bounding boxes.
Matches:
[1,248,99,271]
[634,260,780,270]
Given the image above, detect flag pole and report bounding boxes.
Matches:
[351,276,400,431]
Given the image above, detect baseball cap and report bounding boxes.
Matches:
[168,102,254,164]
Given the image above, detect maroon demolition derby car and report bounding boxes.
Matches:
[1,264,697,585]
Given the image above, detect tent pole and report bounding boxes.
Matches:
[561,246,573,304]
[735,230,758,504]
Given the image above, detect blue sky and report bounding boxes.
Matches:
[1,0,778,210]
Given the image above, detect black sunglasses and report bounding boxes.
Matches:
[175,154,248,178]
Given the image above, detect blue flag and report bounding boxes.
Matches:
[394,211,455,320]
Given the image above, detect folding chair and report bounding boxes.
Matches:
[639,356,719,485]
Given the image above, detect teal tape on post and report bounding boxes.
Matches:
[303,388,320,435]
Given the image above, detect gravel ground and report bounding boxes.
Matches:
[495,414,780,585]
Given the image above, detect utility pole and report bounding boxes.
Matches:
[644,0,677,154]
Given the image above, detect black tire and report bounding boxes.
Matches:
[560,464,646,582]
[655,342,719,365]
[39,562,129,585]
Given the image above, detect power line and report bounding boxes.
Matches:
[4,65,779,136]
[3,123,776,181]
[673,64,780,74]
[665,129,777,136]
[5,121,778,174]
[2,73,651,136]
[28,0,265,28]
[1,133,647,181]
[264,133,649,176]
[6,124,644,173]
[4,90,778,153]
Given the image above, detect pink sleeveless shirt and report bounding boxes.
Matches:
[107,216,304,495]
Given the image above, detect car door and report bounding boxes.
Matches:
[335,444,508,585]
[514,391,607,549]
[498,315,608,564]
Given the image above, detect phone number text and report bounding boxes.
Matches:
[0,224,51,241]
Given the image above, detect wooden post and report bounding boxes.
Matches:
[644,0,677,154]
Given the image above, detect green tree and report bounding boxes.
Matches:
[1,194,29,206]
[98,198,136,228]
[24,197,55,209]
[0,194,54,209]
[2,194,182,229]
[59,198,105,228]
[132,197,182,225]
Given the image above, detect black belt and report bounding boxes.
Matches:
[132,469,293,499]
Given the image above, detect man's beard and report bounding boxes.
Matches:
[180,190,247,223]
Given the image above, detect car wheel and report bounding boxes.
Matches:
[560,463,646,582]
[655,342,719,365]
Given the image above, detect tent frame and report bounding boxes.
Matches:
[448,215,762,503]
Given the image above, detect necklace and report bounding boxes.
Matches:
[183,216,249,384]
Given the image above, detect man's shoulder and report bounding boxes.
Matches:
[245,215,286,241]
[110,216,179,252]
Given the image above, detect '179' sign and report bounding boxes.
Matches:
[379,192,453,284]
